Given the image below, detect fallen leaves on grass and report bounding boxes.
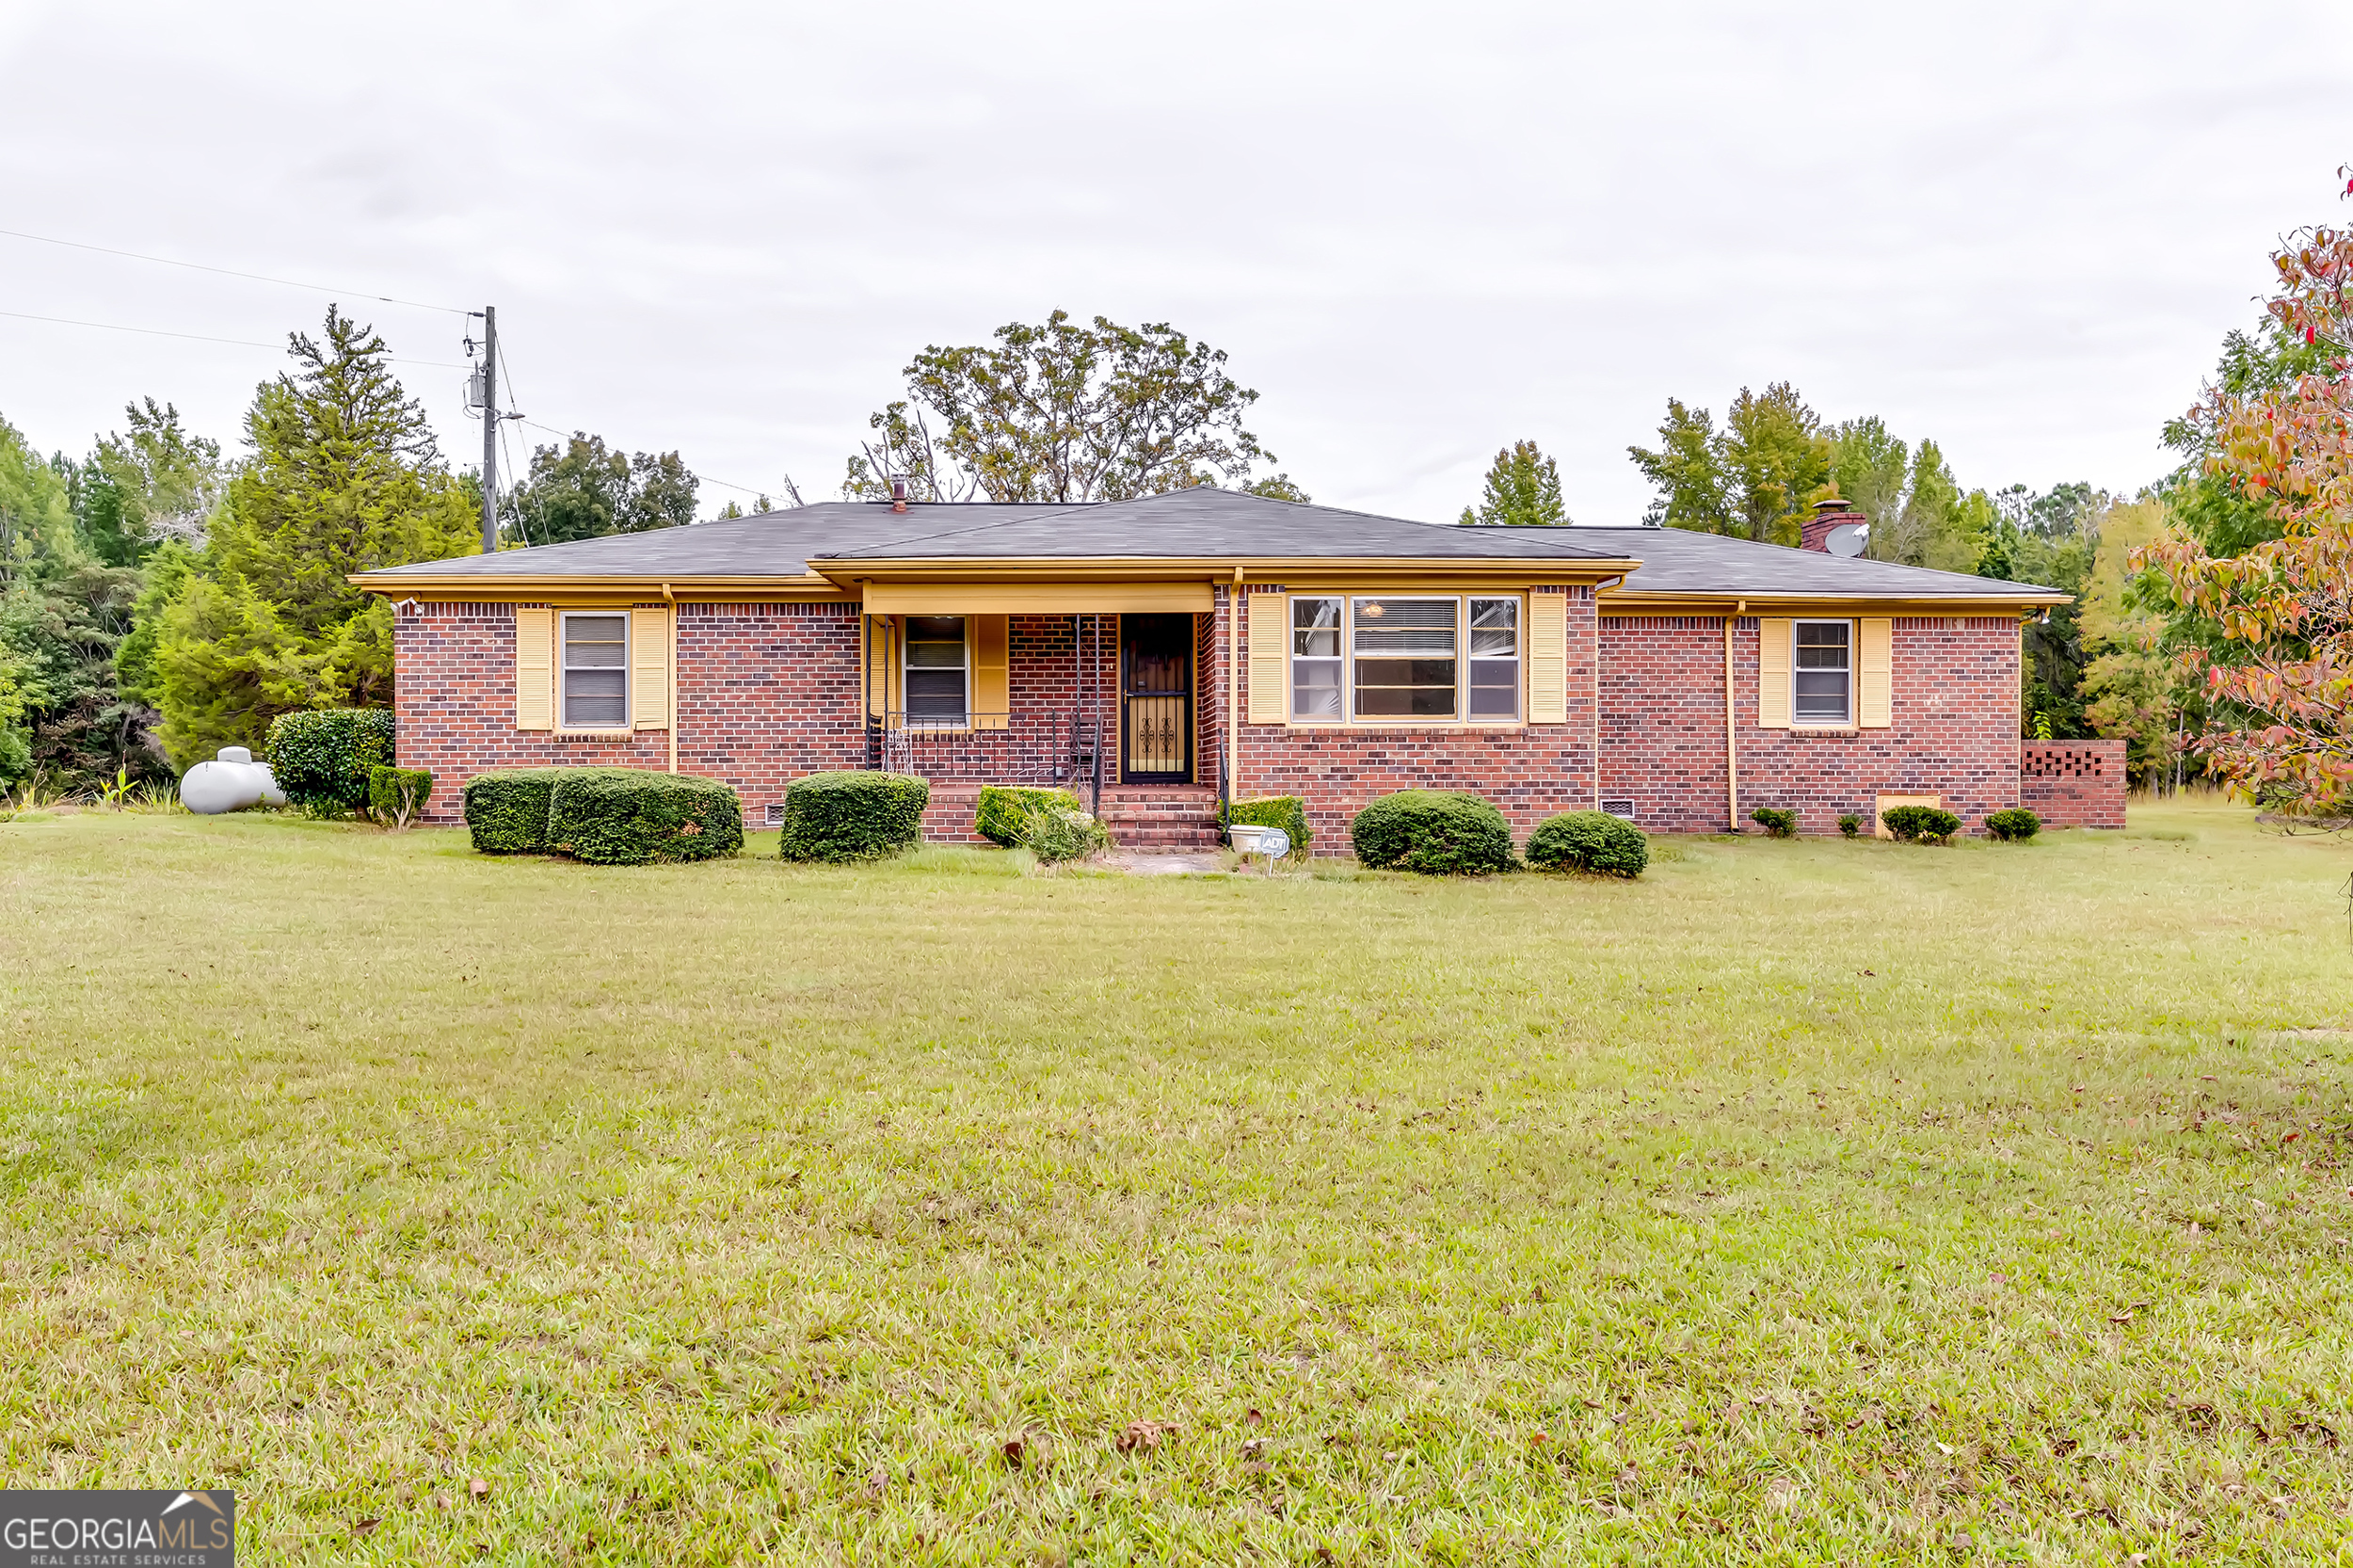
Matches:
[467,1479,490,1500]
[1116,1419,1176,1454]
[352,1518,380,1536]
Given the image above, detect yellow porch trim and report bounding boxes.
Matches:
[859,582,1214,615]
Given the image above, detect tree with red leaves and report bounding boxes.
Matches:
[2143,168,2353,815]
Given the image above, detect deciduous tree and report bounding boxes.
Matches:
[2141,171,2353,811]
[844,312,1296,504]
[504,433,701,544]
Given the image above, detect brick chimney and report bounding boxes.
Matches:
[1801,494,1866,552]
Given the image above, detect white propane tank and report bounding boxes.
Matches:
[182,745,284,814]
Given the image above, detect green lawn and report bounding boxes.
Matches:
[3,802,2350,1564]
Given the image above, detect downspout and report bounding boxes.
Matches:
[1229,567,1244,808]
[1590,573,1624,808]
[663,582,678,774]
[1725,600,1743,831]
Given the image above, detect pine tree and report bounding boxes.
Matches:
[151,308,475,766]
[1460,440,1570,526]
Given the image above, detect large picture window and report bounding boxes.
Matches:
[1793,619,1852,726]
[903,615,968,725]
[1291,597,1342,718]
[1353,597,1459,718]
[561,612,629,728]
[1283,595,1528,724]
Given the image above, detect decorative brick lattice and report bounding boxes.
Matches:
[2020,740,2125,828]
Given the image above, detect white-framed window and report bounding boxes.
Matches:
[903,615,968,725]
[1353,596,1459,719]
[560,612,629,728]
[1467,597,1520,720]
[1291,597,1342,719]
[1285,595,1529,724]
[1793,618,1852,726]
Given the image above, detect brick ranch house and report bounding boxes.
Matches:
[355,488,2118,851]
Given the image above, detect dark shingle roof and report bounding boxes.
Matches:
[1567,526,2059,600]
[816,487,1632,560]
[358,489,2064,600]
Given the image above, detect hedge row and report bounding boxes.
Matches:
[462,767,744,864]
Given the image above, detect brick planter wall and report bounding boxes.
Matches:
[2021,739,2126,828]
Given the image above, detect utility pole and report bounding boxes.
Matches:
[479,305,499,553]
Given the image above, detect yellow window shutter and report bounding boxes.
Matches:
[1859,616,1893,728]
[972,615,1009,729]
[1528,592,1567,724]
[1246,592,1289,725]
[1757,617,1791,729]
[863,616,893,727]
[514,607,552,730]
[631,607,671,729]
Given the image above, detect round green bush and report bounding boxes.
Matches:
[265,709,395,815]
[1881,804,1961,844]
[1350,790,1516,874]
[1986,807,2041,841]
[1527,810,1648,877]
[463,768,569,854]
[779,770,929,862]
[1749,806,1797,839]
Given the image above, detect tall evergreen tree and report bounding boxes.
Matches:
[1629,384,1830,543]
[150,307,475,766]
[1459,440,1569,526]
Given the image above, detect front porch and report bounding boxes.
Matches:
[857,606,1227,849]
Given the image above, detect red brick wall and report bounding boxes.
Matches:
[1721,616,2021,835]
[1229,584,1599,852]
[2022,739,2126,829]
[1598,616,1732,833]
[392,600,866,824]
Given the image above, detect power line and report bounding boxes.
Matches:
[0,226,471,314]
[0,307,466,369]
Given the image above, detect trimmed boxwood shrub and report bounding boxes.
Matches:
[975,785,1080,847]
[1750,806,1797,839]
[367,764,434,829]
[1986,807,2041,841]
[1527,809,1648,878]
[1350,790,1516,874]
[1223,794,1312,860]
[266,708,395,815]
[779,770,929,862]
[547,769,744,865]
[1882,804,1961,844]
[463,768,568,854]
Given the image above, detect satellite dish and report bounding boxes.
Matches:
[1827,522,1868,558]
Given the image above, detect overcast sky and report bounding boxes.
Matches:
[3,1,2349,525]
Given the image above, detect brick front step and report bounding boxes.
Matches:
[1115,826,1225,849]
